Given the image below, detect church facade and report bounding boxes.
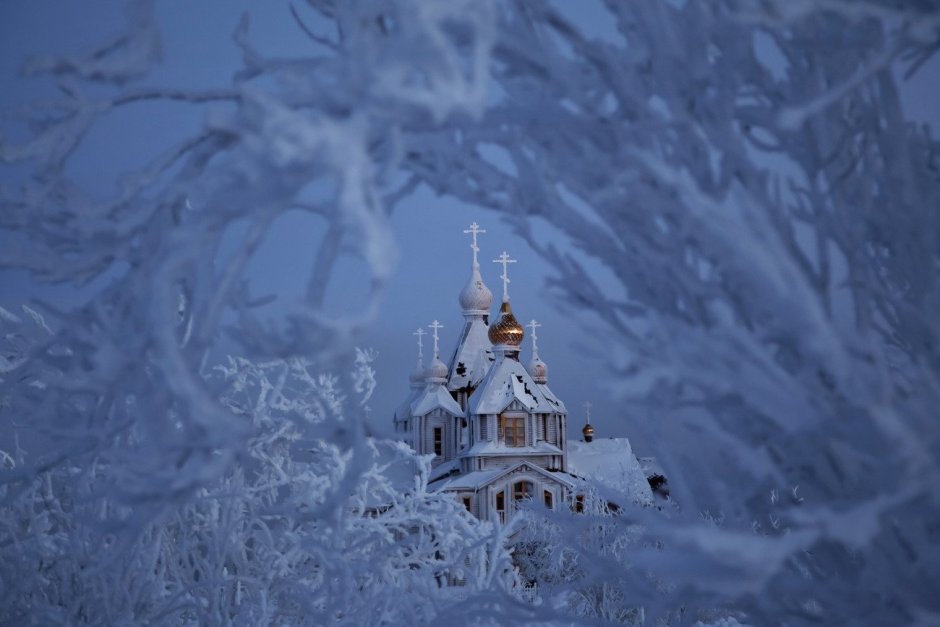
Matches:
[394,223,578,523]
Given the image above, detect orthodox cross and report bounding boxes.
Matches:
[583,401,592,424]
[428,320,444,358]
[413,328,426,362]
[492,251,517,302]
[527,319,541,353]
[463,222,485,267]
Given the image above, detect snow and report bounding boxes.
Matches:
[464,440,563,456]
[433,460,577,491]
[468,353,558,415]
[411,382,464,417]
[535,382,566,413]
[567,438,653,505]
[446,315,495,392]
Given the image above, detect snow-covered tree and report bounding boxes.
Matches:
[403,1,940,623]
[2,0,939,624]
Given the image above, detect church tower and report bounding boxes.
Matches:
[446,222,495,412]
[396,224,577,523]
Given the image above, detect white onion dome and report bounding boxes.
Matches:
[409,362,426,387]
[488,300,524,346]
[458,264,493,313]
[528,355,548,383]
[426,356,448,382]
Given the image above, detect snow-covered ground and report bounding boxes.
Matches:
[567,438,653,505]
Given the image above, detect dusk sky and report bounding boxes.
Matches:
[2,1,938,453]
[0,1,651,447]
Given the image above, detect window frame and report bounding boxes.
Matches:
[498,413,526,447]
[513,480,533,502]
[433,426,443,456]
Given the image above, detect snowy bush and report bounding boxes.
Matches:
[2,0,939,624]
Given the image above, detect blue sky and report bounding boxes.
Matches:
[2,1,938,453]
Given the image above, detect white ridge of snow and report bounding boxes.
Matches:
[567,438,653,505]
[468,354,556,415]
[411,383,464,417]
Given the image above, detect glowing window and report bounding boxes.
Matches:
[513,481,533,501]
[499,415,525,447]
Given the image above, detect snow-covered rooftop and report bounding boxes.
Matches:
[411,382,463,417]
[464,440,563,456]
[468,354,560,415]
[447,316,495,392]
[567,438,653,505]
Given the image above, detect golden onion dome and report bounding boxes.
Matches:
[582,423,595,437]
[488,300,525,346]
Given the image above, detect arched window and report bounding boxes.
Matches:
[513,480,533,501]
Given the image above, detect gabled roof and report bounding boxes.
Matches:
[535,382,567,413]
[463,440,563,456]
[411,383,463,417]
[394,388,419,423]
[447,316,495,392]
[467,355,556,415]
[435,459,577,492]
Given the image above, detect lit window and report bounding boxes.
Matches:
[433,427,442,456]
[513,481,533,501]
[499,414,525,447]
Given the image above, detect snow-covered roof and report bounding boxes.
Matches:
[434,460,577,492]
[446,316,495,392]
[411,383,463,417]
[428,457,459,482]
[394,388,419,423]
[464,440,563,456]
[467,354,557,415]
[567,438,653,505]
[535,382,566,413]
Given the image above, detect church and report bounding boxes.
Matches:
[393,223,586,523]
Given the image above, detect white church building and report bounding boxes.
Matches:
[394,223,598,523]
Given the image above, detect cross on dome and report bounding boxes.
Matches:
[492,251,517,302]
[583,401,592,424]
[527,319,542,354]
[428,320,444,358]
[413,328,426,362]
[463,222,485,268]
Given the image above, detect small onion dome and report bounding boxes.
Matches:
[488,300,524,346]
[426,356,448,382]
[582,423,595,442]
[528,355,548,383]
[459,265,493,313]
[409,363,426,387]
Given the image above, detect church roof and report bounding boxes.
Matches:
[463,440,563,456]
[467,354,558,415]
[535,382,566,413]
[433,460,577,492]
[394,388,419,423]
[411,382,463,417]
[446,316,495,391]
[567,438,653,505]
